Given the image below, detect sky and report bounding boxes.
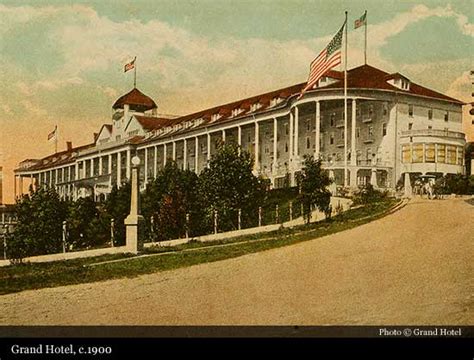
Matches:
[0,0,472,203]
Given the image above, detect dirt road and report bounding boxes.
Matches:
[1,198,473,325]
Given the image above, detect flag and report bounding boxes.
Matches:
[354,12,367,29]
[124,57,136,72]
[299,22,345,99]
[48,126,57,142]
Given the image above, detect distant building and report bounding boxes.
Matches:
[14,64,466,200]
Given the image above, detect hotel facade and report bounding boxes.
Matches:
[14,65,466,200]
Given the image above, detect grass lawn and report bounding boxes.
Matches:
[0,199,398,295]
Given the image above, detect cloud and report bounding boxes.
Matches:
[446,71,472,103]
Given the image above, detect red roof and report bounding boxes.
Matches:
[16,143,95,172]
[135,116,178,131]
[112,88,157,111]
[322,65,463,104]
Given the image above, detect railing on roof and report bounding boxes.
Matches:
[400,129,465,139]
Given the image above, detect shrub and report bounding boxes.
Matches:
[352,184,388,205]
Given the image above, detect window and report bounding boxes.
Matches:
[383,104,388,116]
[285,123,289,135]
[356,127,360,138]
[412,143,423,163]
[368,125,374,137]
[447,145,456,164]
[425,144,435,163]
[330,113,335,126]
[428,125,432,130]
[330,134,334,145]
[402,144,411,164]
[408,104,414,117]
[437,144,446,163]
[408,123,413,130]
[382,123,387,136]
[340,130,344,139]
[457,147,463,165]
[368,105,373,117]
[444,111,449,122]
[306,137,311,149]
[306,121,311,132]
[285,143,288,153]
[428,109,433,120]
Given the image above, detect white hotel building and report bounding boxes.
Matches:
[14,64,466,200]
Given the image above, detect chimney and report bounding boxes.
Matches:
[66,141,73,151]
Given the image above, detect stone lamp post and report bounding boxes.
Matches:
[125,155,144,254]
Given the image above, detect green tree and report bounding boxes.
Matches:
[297,155,332,224]
[66,196,109,249]
[198,143,268,231]
[104,183,131,246]
[9,187,68,261]
[142,162,202,240]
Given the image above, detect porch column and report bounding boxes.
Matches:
[108,154,112,187]
[183,139,187,170]
[172,141,176,161]
[75,162,79,180]
[19,176,23,196]
[163,143,167,166]
[254,121,260,171]
[207,132,211,161]
[144,147,148,184]
[370,168,377,187]
[222,129,225,143]
[315,100,320,159]
[117,152,122,186]
[13,175,17,199]
[153,146,158,178]
[90,158,94,177]
[237,126,242,155]
[351,99,357,166]
[195,136,199,173]
[294,106,299,157]
[99,156,103,176]
[272,117,278,173]
[289,112,294,159]
[126,149,131,180]
[108,154,112,175]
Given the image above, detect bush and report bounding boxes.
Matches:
[352,184,388,205]
[8,187,68,261]
[434,174,474,195]
[198,143,268,232]
[67,197,109,250]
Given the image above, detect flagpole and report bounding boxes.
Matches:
[344,11,348,188]
[134,57,137,88]
[364,10,368,65]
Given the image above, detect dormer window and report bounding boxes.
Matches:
[270,97,282,107]
[250,103,262,112]
[388,74,411,91]
[231,108,243,117]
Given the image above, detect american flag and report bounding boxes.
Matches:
[47,126,57,141]
[354,12,367,29]
[124,57,136,73]
[299,23,345,99]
